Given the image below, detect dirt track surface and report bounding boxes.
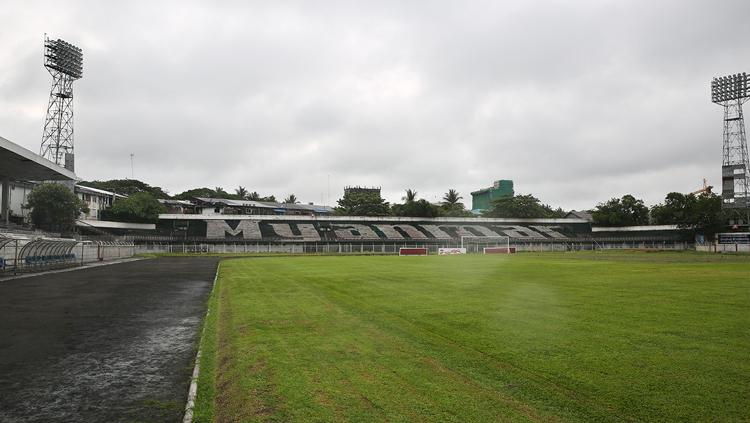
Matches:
[0,257,219,422]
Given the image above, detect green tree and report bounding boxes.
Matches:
[336,191,390,216]
[442,189,462,206]
[101,192,166,223]
[25,183,88,232]
[402,189,418,203]
[439,189,472,217]
[483,194,564,218]
[391,189,440,217]
[214,187,233,198]
[235,186,248,200]
[283,194,299,204]
[78,179,170,198]
[651,192,726,240]
[651,192,696,225]
[592,194,649,226]
[392,199,440,217]
[690,193,725,240]
[174,187,226,200]
[174,187,215,200]
[176,187,272,202]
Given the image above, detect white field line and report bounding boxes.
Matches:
[183,263,220,423]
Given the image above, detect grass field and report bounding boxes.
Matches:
[193,252,750,422]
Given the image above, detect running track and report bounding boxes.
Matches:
[0,257,219,422]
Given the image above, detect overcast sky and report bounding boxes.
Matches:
[1,0,749,210]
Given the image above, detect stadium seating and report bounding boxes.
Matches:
[192,218,595,242]
[374,224,428,240]
[332,224,381,240]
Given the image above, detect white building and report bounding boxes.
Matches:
[75,185,126,220]
[0,182,124,223]
[1,181,34,224]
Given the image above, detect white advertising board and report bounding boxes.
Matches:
[438,248,467,255]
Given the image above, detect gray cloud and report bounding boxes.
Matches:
[1,0,749,210]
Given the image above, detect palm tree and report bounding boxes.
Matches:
[214,187,230,198]
[402,189,417,203]
[247,191,261,201]
[283,194,299,204]
[442,189,462,206]
[235,186,248,200]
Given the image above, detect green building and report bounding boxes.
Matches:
[471,180,514,213]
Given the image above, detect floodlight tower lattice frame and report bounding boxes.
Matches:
[40,35,83,171]
[711,72,750,211]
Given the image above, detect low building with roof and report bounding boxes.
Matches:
[158,199,199,214]
[187,197,334,216]
[75,184,127,221]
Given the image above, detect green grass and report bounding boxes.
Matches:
[193,252,750,422]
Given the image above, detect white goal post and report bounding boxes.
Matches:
[461,236,511,254]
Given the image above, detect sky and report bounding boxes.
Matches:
[1,0,749,210]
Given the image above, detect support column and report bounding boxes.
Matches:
[1,177,10,226]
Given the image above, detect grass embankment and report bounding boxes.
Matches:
[193,252,750,422]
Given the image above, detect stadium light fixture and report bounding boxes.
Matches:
[44,37,83,80]
[711,72,748,104]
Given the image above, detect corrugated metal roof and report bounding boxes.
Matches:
[158,199,194,206]
[193,197,277,208]
[75,184,127,198]
[192,197,333,212]
[592,225,681,232]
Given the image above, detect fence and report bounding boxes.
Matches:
[696,243,750,253]
[0,237,135,276]
[134,240,694,255]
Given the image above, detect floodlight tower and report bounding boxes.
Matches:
[40,35,83,172]
[711,72,750,211]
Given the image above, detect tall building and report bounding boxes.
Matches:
[471,180,514,213]
[344,186,382,196]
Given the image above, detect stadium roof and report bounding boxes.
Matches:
[0,135,77,181]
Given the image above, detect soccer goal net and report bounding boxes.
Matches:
[461,236,513,254]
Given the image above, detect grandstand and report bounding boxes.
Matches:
[132,214,695,253]
[156,215,590,242]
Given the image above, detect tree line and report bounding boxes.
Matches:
[334,188,735,240]
[335,188,473,218]
[78,179,299,204]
